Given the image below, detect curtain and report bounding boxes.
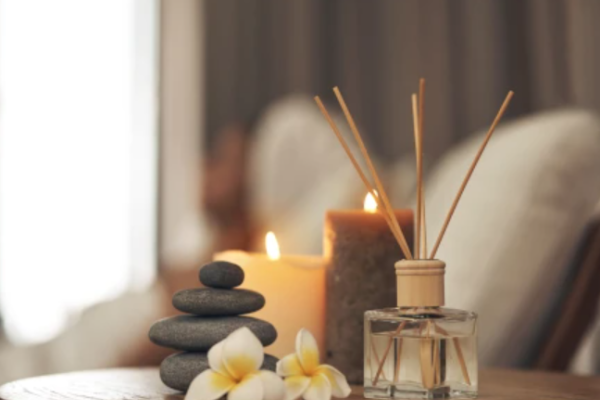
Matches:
[204,0,600,162]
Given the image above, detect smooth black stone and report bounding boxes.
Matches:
[173,288,265,316]
[149,316,277,351]
[160,352,279,392]
[200,261,244,289]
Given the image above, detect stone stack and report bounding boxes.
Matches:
[149,261,278,391]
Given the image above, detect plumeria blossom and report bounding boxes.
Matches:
[277,329,351,400]
[186,327,285,400]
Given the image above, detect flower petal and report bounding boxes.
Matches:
[223,327,265,380]
[295,329,320,375]
[258,370,286,400]
[228,374,264,400]
[315,365,351,398]
[208,339,231,377]
[303,374,332,400]
[283,376,311,400]
[276,353,305,377]
[186,370,235,400]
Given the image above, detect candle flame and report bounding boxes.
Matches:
[364,191,378,213]
[265,231,281,260]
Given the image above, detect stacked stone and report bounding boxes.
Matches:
[149,261,278,392]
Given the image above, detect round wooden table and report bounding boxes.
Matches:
[0,368,599,400]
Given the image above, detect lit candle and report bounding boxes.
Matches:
[323,193,414,383]
[213,232,326,358]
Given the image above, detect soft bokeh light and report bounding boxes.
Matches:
[0,0,156,344]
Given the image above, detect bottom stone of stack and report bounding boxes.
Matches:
[160,352,280,392]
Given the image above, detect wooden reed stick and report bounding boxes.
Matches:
[429,91,514,258]
[333,87,413,260]
[434,324,471,385]
[418,78,426,148]
[421,206,428,258]
[371,337,389,382]
[432,335,440,382]
[452,337,471,385]
[412,94,422,259]
[418,79,428,259]
[420,322,437,389]
[373,321,407,385]
[314,97,410,258]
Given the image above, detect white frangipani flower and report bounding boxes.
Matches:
[277,329,351,400]
[186,327,285,400]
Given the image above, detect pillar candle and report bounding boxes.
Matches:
[324,199,413,384]
[213,238,326,358]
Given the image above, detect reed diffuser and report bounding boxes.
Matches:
[315,81,513,399]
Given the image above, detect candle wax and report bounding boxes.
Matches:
[213,250,326,358]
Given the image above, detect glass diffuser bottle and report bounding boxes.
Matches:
[364,259,477,399]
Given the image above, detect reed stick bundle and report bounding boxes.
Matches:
[316,83,512,260]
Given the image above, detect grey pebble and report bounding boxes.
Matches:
[160,352,279,392]
[173,288,265,316]
[200,261,244,289]
[149,315,277,351]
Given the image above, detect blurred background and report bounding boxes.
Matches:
[1,0,600,384]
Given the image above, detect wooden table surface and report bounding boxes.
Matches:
[0,368,599,400]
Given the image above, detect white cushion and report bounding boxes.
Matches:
[416,109,600,366]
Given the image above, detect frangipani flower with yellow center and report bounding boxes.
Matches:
[186,327,285,400]
[277,329,351,400]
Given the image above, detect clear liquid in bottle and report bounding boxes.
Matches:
[364,307,477,399]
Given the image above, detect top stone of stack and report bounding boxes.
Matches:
[199,261,244,289]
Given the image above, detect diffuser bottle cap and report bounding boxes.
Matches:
[395,259,445,307]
